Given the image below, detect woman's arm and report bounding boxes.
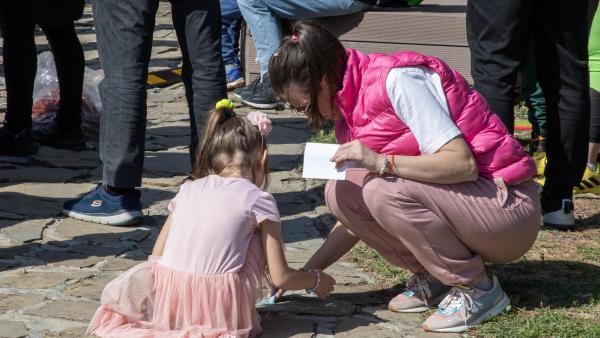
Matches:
[303,221,359,271]
[151,214,173,257]
[261,220,336,299]
[331,136,478,184]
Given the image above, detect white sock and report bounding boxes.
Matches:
[588,162,597,172]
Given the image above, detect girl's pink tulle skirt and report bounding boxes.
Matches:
[87,234,265,338]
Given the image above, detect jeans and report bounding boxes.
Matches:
[93,0,226,188]
[221,0,242,66]
[467,0,591,205]
[237,0,370,75]
[0,1,84,133]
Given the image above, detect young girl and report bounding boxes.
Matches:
[268,21,540,333]
[87,99,336,337]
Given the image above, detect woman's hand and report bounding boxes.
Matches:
[314,271,336,299]
[330,140,383,173]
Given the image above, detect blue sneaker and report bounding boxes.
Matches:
[62,184,143,226]
[226,64,245,90]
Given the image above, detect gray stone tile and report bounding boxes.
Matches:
[0,219,50,243]
[0,320,28,338]
[0,294,45,313]
[25,300,98,322]
[0,270,92,289]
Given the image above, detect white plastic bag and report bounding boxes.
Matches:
[32,51,103,140]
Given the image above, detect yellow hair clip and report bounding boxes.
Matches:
[215,99,235,112]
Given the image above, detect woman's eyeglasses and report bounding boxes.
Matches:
[289,102,311,114]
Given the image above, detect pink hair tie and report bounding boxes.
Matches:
[291,34,299,42]
[246,111,273,136]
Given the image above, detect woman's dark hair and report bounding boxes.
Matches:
[269,20,347,127]
[193,103,269,188]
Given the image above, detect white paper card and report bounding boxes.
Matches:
[302,143,358,180]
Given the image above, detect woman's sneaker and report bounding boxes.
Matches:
[421,275,510,333]
[226,64,245,90]
[388,274,450,313]
[62,184,143,226]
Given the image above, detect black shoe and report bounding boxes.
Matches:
[33,123,86,150]
[0,124,38,156]
[240,73,280,109]
[232,75,261,99]
[530,135,546,154]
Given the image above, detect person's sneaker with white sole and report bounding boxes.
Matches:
[388,273,450,313]
[62,184,143,226]
[542,198,574,230]
[421,275,510,333]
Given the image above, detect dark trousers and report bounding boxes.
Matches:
[0,1,84,133]
[592,88,600,144]
[467,0,592,206]
[93,0,227,188]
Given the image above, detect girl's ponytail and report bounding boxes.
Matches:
[193,99,236,178]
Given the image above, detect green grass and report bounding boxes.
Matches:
[473,305,600,338]
[348,243,409,285]
[577,246,600,262]
[308,128,336,144]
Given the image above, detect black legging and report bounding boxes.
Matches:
[467,0,592,207]
[592,88,600,144]
[0,1,84,133]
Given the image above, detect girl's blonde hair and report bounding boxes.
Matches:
[193,100,269,188]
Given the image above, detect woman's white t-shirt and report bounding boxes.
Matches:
[385,66,462,154]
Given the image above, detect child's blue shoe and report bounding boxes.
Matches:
[226,64,245,90]
[62,184,143,226]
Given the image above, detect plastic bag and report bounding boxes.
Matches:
[32,51,103,140]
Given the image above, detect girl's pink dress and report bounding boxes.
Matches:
[87,175,281,338]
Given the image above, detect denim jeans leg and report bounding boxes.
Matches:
[238,0,370,75]
[93,0,159,188]
[220,0,242,66]
[171,0,227,164]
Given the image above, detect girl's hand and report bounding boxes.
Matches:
[330,140,383,173]
[314,271,336,299]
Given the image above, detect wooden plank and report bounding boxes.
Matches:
[243,37,472,83]
[241,0,471,83]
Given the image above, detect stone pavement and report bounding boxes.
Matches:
[0,3,458,337]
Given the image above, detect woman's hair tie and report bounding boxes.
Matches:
[215,98,236,117]
[291,34,299,43]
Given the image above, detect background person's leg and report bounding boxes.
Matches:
[521,36,547,148]
[172,0,227,165]
[0,1,38,155]
[0,2,36,135]
[466,0,533,133]
[95,0,159,188]
[220,0,245,89]
[61,0,158,226]
[42,23,84,131]
[37,23,86,150]
[238,0,369,76]
[530,0,591,228]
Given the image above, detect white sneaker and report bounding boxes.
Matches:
[542,199,574,230]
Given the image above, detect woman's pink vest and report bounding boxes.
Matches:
[334,49,535,185]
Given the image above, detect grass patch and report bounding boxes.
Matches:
[308,127,336,144]
[348,243,409,286]
[472,305,600,338]
[577,246,600,262]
